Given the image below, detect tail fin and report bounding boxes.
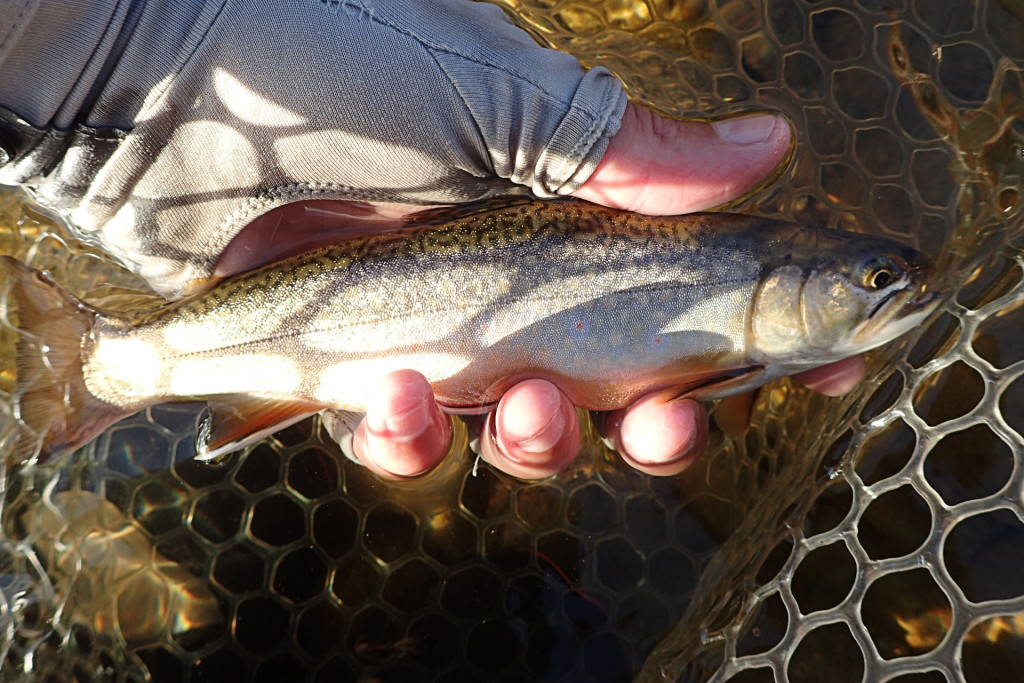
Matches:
[2,256,130,462]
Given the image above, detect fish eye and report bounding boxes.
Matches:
[863,256,900,290]
[870,268,894,289]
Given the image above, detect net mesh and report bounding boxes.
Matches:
[0,0,1022,681]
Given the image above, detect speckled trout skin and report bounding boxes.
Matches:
[5,198,938,462]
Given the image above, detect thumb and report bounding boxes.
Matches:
[572,103,792,215]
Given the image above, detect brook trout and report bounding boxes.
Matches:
[3,198,938,462]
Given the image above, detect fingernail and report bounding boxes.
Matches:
[711,114,779,145]
[662,408,702,465]
[622,400,704,466]
[382,398,432,442]
[505,404,566,455]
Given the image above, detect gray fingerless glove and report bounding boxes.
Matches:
[0,0,626,295]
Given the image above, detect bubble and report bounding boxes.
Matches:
[735,592,788,657]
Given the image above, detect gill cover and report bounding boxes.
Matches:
[749,264,808,360]
[800,265,873,350]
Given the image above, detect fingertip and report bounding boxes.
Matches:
[363,369,434,440]
[796,355,867,397]
[708,112,792,195]
[481,379,579,479]
[354,369,451,478]
[608,396,708,477]
[710,113,785,146]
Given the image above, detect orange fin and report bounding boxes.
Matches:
[714,387,762,440]
[2,256,132,462]
[179,275,225,298]
[196,395,322,460]
[673,365,766,402]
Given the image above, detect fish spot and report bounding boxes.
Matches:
[568,313,592,344]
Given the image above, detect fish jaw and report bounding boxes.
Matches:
[832,288,942,362]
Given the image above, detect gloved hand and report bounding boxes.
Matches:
[0,0,864,478]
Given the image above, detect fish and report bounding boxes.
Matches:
[2,197,939,463]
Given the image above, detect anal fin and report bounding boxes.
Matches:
[320,409,364,463]
[196,395,322,461]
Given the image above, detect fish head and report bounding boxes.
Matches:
[751,229,940,364]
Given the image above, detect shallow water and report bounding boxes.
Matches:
[1,0,1023,681]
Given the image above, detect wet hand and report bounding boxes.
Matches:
[354,361,866,480]
[5,0,867,474]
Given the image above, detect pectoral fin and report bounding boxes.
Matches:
[669,365,767,440]
[714,387,762,440]
[673,365,766,402]
[196,395,322,460]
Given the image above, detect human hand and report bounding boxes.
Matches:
[344,350,865,480]
[0,0,866,478]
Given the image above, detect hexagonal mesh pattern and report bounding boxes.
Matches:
[0,1,1022,681]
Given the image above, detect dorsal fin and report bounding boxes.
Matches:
[406,195,538,225]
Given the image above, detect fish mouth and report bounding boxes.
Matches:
[868,286,940,321]
[853,286,942,350]
[900,289,941,315]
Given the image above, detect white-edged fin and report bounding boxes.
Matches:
[195,395,322,461]
[714,387,762,440]
[320,409,365,463]
[674,365,767,402]
[437,401,499,416]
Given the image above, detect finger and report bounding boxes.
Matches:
[479,379,580,480]
[794,355,866,397]
[573,103,792,215]
[603,395,708,477]
[353,369,451,478]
